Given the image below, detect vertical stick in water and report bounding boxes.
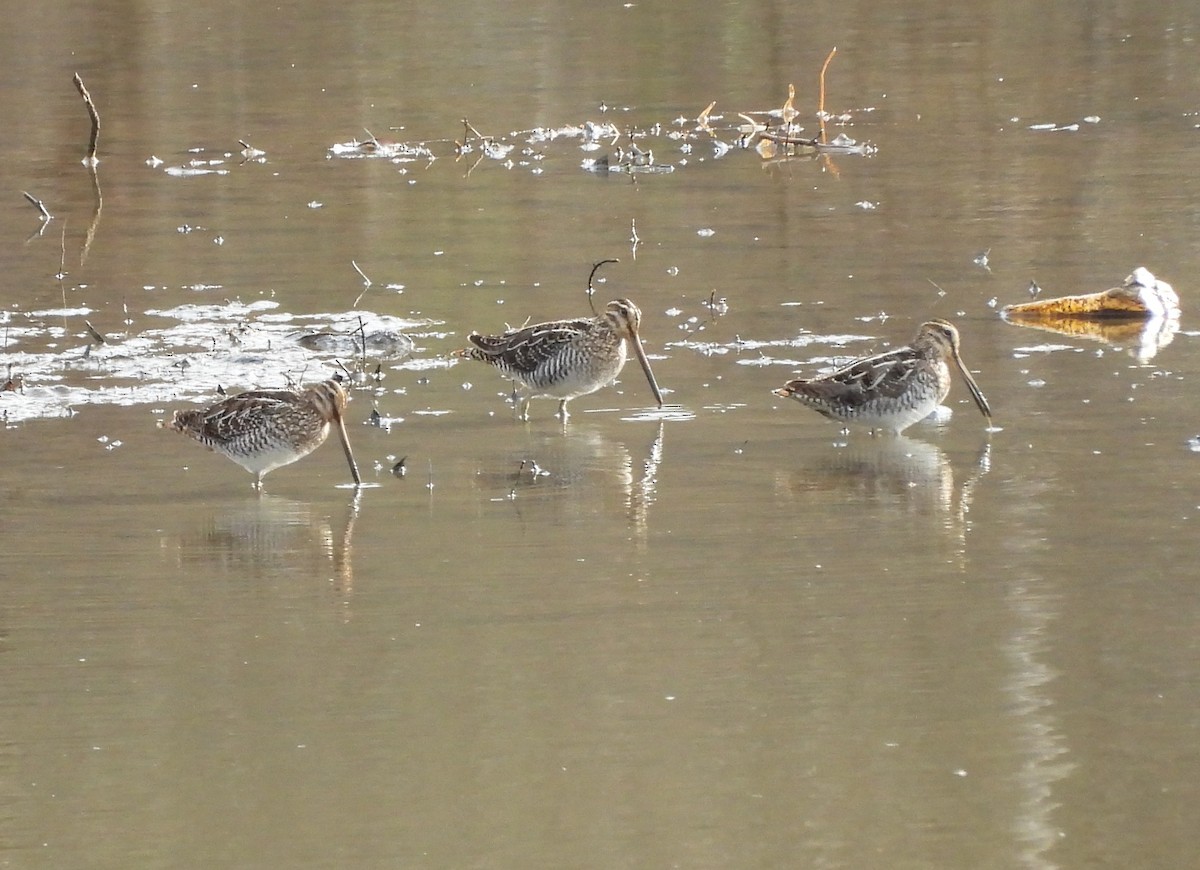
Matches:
[72,73,101,165]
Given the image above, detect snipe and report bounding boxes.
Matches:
[170,378,362,487]
[455,298,664,421]
[774,319,992,434]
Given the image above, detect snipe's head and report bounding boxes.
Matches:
[912,319,963,358]
[307,378,361,486]
[915,319,992,423]
[603,298,663,408]
[603,298,643,339]
[304,379,350,421]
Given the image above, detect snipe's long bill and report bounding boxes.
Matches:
[455,298,664,421]
[170,378,362,487]
[774,319,992,434]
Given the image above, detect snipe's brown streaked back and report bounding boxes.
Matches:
[774,319,992,434]
[455,298,664,421]
[169,378,362,487]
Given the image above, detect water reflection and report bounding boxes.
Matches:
[1004,577,1074,869]
[629,421,665,547]
[173,491,360,596]
[774,435,992,559]
[470,421,667,541]
[1001,313,1179,363]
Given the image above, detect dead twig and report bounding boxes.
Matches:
[586,258,619,315]
[818,46,837,144]
[22,192,52,221]
[351,260,372,307]
[69,75,103,263]
[73,73,100,165]
[462,118,486,141]
[83,319,106,344]
[758,131,819,148]
[57,220,68,286]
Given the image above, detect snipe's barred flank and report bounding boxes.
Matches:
[774,319,992,434]
[170,378,362,487]
[455,298,664,421]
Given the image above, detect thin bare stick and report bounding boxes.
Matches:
[818,46,837,144]
[57,220,68,284]
[351,260,373,307]
[22,192,52,221]
[586,258,619,315]
[83,319,106,344]
[73,73,100,165]
[351,260,372,286]
[759,131,819,148]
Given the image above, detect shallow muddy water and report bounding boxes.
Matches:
[4,1,1200,868]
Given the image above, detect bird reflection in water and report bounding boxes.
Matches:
[629,421,665,548]
[174,489,361,598]
[776,435,992,561]
[473,421,666,542]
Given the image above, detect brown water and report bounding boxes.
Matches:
[4,2,1200,868]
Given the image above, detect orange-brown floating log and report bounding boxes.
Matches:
[1002,267,1178,321]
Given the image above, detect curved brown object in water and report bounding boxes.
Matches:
[1002,267,1178,321]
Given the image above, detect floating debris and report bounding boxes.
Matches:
[238,139,266,161]
[1001,267,1180,362]
[328,131,435,162]
[294,329,415,360]
[1002,267,1179,321]
[327,60,877,180]
[165,164,230,178]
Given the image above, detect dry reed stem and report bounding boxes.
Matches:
[818,46,837,143]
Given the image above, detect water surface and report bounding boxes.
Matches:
[3,2,1200,868]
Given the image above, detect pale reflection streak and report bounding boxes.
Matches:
[171,491,360,598]
[473,425,633,510]
[1003,580,1073,869]
[773,434,992,562]
[471,420,666,541]
[629,421,665,546]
